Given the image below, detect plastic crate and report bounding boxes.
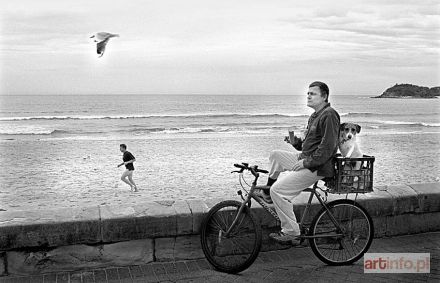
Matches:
[327,155,375,194]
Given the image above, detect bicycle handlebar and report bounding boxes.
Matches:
[233,163,269,174]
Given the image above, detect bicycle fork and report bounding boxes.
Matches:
[222,177,260,239]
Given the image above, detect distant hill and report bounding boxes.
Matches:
[373,84,440,98]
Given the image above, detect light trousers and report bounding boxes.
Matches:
[268,150,323,235]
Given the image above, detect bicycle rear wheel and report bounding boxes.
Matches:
[309,199,374,265]
[200,200,262,273]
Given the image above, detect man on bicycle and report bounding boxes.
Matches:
[258,81,340,244]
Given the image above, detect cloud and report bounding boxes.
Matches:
[1,11,91,53]
[1,0,439,95]
[277,1,440,66]
[295,14,439,41]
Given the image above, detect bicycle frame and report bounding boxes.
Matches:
[201,164,374,272]
[224,172,345,239]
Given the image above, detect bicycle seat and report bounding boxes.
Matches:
[303,177,334,192]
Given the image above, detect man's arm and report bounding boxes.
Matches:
[117,153,136,167]
[125,158,136,164]
[117,159,135,167]
[302,113,339,169]
[292,138,303,151]
[284,136,303,150]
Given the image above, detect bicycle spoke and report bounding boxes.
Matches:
[309,201,373,265]
[201,201,262,273]
[216,211,231,230]
[210,215,226,232]
[230,237,253,253]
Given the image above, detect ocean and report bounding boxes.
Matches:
[1,95,439,137]
[0,94,439,211]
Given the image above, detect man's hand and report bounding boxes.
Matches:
[285,135,303,151]
[285,135,301,145]
[292,159,304,171]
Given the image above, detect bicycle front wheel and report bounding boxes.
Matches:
[309,199,374,265]
[200,200,262,274]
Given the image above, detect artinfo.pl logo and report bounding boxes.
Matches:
[364,253,430,273]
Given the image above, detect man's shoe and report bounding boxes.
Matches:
[254,190,273,204]
[269,231,300,245]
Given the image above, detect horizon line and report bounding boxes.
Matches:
[0,93,376,96]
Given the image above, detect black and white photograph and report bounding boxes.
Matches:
[0,0,439,282]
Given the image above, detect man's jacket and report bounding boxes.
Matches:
[298,103,340,177]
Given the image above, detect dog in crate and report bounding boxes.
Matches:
[338,122,364,189]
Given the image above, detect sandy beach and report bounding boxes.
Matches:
[1,132,439,212]
[1,0,439,223]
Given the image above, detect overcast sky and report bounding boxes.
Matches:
[1,0,439,95]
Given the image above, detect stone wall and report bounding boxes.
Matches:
[0,183,439,276]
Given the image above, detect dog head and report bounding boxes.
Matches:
[340,123,361,142]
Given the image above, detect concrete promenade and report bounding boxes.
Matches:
[0,182,439,276]
[0,232,438,282]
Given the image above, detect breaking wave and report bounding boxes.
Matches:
[0,113,309,121]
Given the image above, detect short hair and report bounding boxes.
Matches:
[120,144,127,149]
[309,81,329,102]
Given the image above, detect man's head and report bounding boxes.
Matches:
[120,144,127,153]
[307,81,329,110]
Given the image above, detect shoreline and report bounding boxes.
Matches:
[1,126,439,141]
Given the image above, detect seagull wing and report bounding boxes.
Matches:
[95,32,113,41]
[91,32,119,57]
[96,38,110,57]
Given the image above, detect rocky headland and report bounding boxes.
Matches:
[373,84,440,98]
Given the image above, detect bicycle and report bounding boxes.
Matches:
[200,156,375,274]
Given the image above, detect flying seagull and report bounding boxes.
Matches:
[90,32,119,57]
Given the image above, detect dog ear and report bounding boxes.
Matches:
[356,124,361,133]
[340,123,346,130]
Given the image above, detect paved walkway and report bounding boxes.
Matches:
[1,232,439,283]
